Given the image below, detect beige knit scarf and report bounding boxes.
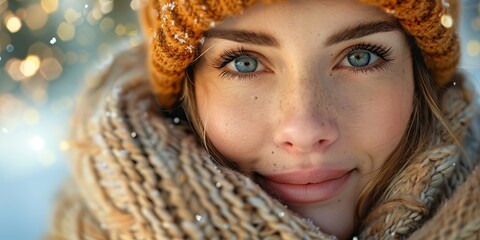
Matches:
[48,45,480,239]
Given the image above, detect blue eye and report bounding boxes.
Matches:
[213,49,267,81]
[225,55,265,74]
[341,50,380,67]
[234,56,258,73]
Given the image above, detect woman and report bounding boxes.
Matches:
[49,0,480,239]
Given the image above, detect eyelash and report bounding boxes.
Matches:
[340,43,393,74]
[211,43,394,80]
[211,48,262,81]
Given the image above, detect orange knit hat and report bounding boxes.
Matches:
[140,0,459,108]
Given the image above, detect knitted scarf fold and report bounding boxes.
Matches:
[47,46,480,240]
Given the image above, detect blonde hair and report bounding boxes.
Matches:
[180,33,458,227]
[182,66,240,170]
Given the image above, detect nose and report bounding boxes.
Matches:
[273,86,338,154]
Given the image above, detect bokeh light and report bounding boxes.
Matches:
[59,140,70,151]
[41,0,58,14]
[29,136,45,151]
[39,57,63,80]
[467,40,480,57]
[24,4,48,30]
[441,14,454,28]
[6,58,25,81]
[5,14,22,33]
[20,55,40,77]
[56,22,75,41]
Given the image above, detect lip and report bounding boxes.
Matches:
[256,168,352,204]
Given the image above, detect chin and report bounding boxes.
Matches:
[287,203,355,240]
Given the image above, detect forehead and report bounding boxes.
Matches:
[215,0,393,44]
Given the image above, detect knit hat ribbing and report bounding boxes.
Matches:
[140,0,460,108]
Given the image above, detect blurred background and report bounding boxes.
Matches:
[0,0,141,239]
[0,0,479,239]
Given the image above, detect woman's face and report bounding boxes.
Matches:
[194,0,413,238]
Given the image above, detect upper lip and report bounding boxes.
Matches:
[259,167,352,185]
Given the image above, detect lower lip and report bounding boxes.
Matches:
[257,171,352,204]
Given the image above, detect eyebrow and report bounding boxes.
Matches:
[204,21,400,48]
[325,21,400,46]
[205,29,280,47]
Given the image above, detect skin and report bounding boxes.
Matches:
[193,0,414,238]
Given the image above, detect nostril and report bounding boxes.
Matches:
[317,139,327,146]
[278,142,294,152]
[275,128,338,154]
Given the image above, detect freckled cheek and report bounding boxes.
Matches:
[386,83,414,138]
[206,108,267,165]
[359,87,413,165]
[196,86,267,165]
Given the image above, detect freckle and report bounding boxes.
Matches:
[273,163,277,166]
[338,200,341,203]
[254,96,258,100]
[271,151,275,154]
[329,74,333,77]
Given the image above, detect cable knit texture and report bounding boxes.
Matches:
[47,45,480,239]
[140,0,460,108]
